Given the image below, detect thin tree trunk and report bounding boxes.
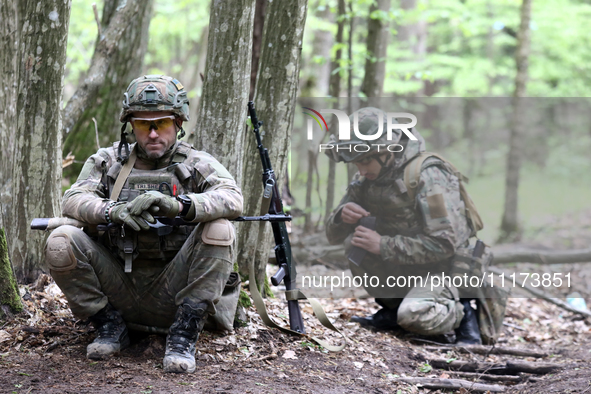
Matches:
[360,0,390,97]
[324,0,345,220]
[63,0,153,179]
[0,0,18,228]
[346,1,357,182]
[10,0,71,282]
[191,0,255,176]
[237,0,308,290]
[304,150,314,232]
[61,0,142,137]
[311,3,333,96]
[499,0,532,241]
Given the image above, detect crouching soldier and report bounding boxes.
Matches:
[325,107,507,345]
[44,75,243,372]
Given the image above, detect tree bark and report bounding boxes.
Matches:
[10,0,71,282]
[360,0,390,97]
[61,0,142,138]
[191,0,255,176]
[249,0,267,101]
[62,0,153,180]
[0,0,18,228]
[0,228,22,321]
[237,0,308,290]
[499,0,532,241]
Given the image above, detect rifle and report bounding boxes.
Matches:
[246,101,305,334]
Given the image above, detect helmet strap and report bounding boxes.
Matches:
[117,123,130,164]
[177,126,186,140]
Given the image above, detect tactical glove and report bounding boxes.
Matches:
[110,202,154,231]
[128,190,181,219]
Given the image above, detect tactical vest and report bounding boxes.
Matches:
[102,142,197,264]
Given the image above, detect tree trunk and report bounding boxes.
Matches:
[0,228,22,321]
[63,0,153,180]
[191,0,255,176]
[360,0,390,98]
[324,0,345,220]
[499,0,532,242]
[0,0,18,228]
[61,0,143,137]
[346,1,357,182]
[249,0,267,101]
[237,0,308,290]
[10,0,71,282]
[310,3,333,96]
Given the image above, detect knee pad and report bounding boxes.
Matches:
[45,233,77,272]
[201,219,235,246]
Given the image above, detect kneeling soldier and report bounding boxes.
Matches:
[325,107,506,345]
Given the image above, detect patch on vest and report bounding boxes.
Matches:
[132,183,160,190]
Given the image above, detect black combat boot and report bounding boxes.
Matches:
[351,307,400,330]
[455,299,482,345]
[163,303,208,373]
[87,303,130,360]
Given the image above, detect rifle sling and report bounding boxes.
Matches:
[248,221,346,352]
[110,145,137,201]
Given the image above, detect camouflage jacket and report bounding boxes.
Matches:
[325,134,472,267]
[62,141,243,226]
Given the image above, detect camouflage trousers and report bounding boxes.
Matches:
[350,256,464,336]
[44,223,233,330]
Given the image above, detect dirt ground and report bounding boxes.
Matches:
[2,210,591,393]
[1,285,590,394]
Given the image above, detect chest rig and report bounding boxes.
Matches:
[350,165,425,239]
[103,142,197,270]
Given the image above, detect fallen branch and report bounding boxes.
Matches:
[449,371,521,383]
[429,359,563,375]
[488,267,591,319]
[397,377,505,392]
[492,247,591,265]
[422,344,548,358]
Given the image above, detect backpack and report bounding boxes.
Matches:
[403,152,484,237]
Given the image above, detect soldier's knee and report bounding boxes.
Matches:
[397,298,462,336]
[45,226,81,272]
[201,219,235,247]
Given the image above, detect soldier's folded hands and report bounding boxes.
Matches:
[128,190,181,219]
[110,202,155,231]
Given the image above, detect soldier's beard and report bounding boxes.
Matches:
[137,140,176,161]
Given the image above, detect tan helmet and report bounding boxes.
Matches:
[119,75,190,122]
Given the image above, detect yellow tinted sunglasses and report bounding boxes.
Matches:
[130,115,176,134]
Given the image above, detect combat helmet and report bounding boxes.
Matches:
[120,75,190,122]
[325,107,406,164]
[118,75,189,162]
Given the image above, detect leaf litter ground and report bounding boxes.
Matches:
[2,211,591,393]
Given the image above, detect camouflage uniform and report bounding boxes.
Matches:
[45,78,243,332]
[326,109,477,337]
